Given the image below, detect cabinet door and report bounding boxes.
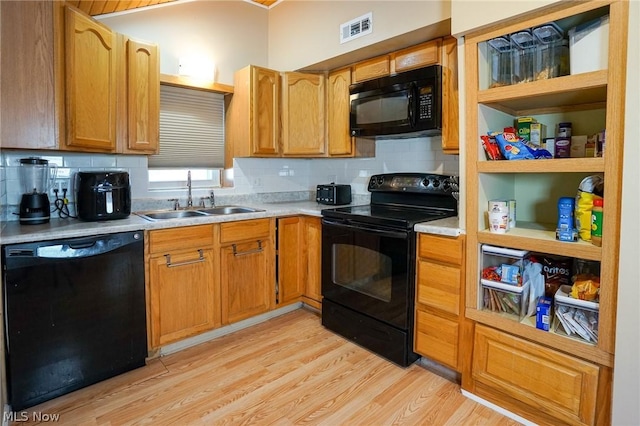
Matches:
[252,66,280,155]
[64,6,117,152]
[440,36,459,153]
[124,37,159,153]
[0,1,60,150]
[277,217,304,306]
[416,259,461,316]
[473,325,600,426]
[392,39,441,73]
[352,55,390,83]
[302,217,322,308]
[281,72,326,156]
[221,239,274,324]
[327,68,353,156]
[149,248,217,347]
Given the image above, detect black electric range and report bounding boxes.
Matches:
[320,172,459,367]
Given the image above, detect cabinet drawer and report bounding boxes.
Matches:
[416,259,460,315]
[417,234,463,265]
[473,325,599,426]
[220,219,271,244]
[148,224,214,254]
[415,310,458,369]
[352,55,390,83]
[392,39,441,73]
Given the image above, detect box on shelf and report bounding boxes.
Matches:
[570,135,588,157]
[482,279,530,321]
[536,297,552,331]
[569,15,609,75]
[553,285,599,343]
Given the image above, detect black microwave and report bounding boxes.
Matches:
[349,65,442,138]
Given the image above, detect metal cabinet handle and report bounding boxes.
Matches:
[164,249,205,267]
[232,240,263,256]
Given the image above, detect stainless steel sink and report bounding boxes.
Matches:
[198,206,264,215]
[135,210,208,221]
[135,205,264,221]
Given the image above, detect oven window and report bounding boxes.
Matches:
[331,243,392,302]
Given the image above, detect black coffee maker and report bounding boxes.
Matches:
[18,157,56,225]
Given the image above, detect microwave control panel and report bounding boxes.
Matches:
[418,86,433,120]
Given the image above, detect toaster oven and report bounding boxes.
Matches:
[316,184,352,205]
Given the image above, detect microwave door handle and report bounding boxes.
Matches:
[407,82,417,128]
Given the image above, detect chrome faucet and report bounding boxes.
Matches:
[186,170,193,208]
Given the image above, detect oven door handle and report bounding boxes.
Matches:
[322,218,408,239]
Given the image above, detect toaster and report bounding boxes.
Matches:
[316,184,352,205]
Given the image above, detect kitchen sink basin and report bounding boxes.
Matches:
[197,206,264,215]
[135,205,264,221]
[135,210,209,221]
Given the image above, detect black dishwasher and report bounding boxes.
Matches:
[2,231,147,411]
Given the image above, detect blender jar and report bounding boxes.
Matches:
[19,157,56,195]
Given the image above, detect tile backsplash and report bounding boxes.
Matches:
[0,135,458,221]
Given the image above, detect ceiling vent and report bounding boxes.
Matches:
[340,12,373,44]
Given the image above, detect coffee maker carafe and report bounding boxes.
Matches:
[19,157,57,225]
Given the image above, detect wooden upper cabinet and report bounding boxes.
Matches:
[0,1,60,150]
[439,36,459,153]
[63,6,117,152]
[391,39,441,73]
[226,65,280,162]
[252,66,281,155]
[281,72,326,156]
[327,68,353,156]
[352,55,390,83]
[121,37,159,154]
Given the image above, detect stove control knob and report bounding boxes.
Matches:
[441,180,451,191]
[376,176,384,186]
[432,178,440,188]
[421,178,429,188]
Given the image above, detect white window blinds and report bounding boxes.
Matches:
[149,84,225,168]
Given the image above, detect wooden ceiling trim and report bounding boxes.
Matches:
[70,0,279,16]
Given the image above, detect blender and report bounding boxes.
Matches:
[18,157,57,225]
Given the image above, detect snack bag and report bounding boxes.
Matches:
[575,175,604,241]
[494,132,535,160]
[481,135,504,160]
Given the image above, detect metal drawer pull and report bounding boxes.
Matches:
[232,240,263,256]
[165,249,205,267]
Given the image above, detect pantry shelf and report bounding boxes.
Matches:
[477,225,602,261]
[477,157,605,173]
[477,70,608,116]
[465,308,613,367]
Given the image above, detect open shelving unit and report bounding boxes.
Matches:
[462,1,628,424]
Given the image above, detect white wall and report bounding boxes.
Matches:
[267,0,450,71]
[98,1,269,86]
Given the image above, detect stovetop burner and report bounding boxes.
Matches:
[321,172,458,229]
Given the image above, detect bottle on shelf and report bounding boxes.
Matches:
[591,198,604,247]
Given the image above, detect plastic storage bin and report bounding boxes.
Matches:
[554,285,599,343]
[510,30,538,84]
[481,245,529,287]
[482,279,530,321]
[533,22,569,80]
[569,15,609,74]
[487,36,515,88]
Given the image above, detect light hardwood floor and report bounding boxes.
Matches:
[17,309,520,425]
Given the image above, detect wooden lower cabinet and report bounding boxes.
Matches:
[414,233,465,371]
[302,216,322,309]
[471,324,604,426]
[277,217,304,306]
[147,225,218,348]
[220,219,275,325]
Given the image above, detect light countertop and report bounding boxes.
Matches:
[1,201,462,245]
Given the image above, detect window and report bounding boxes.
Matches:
[149,85,225,188]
